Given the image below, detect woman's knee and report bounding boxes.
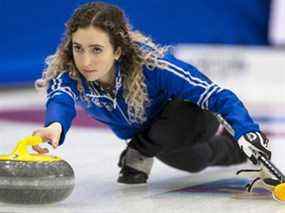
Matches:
[156,153,207,173]
[156,144,213,173]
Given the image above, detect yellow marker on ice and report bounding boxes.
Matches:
[273,183,285,201]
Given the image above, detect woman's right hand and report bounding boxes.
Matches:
[32,122,62,154]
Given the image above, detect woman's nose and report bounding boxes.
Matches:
[82,54,93,67]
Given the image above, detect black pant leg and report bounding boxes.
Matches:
[129,99,246,173]
[208,128,247,166]
[129,99,218,156]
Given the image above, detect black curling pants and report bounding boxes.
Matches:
[128,99,247,173]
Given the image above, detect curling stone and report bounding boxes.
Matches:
[0,135,75,204]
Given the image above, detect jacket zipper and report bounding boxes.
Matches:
[86,93,131,125]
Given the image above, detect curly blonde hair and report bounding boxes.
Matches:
[36,2,169,124]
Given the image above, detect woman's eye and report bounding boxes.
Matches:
[73,46,82,53]
[92,47,102,54]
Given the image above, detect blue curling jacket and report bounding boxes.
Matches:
[45,53,260,145]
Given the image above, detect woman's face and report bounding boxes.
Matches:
[72,26,121,83]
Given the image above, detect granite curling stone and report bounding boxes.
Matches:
[0,136,75,204]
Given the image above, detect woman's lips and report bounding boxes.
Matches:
[83,69,97,73]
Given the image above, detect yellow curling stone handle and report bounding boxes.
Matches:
[0,135,61,162]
